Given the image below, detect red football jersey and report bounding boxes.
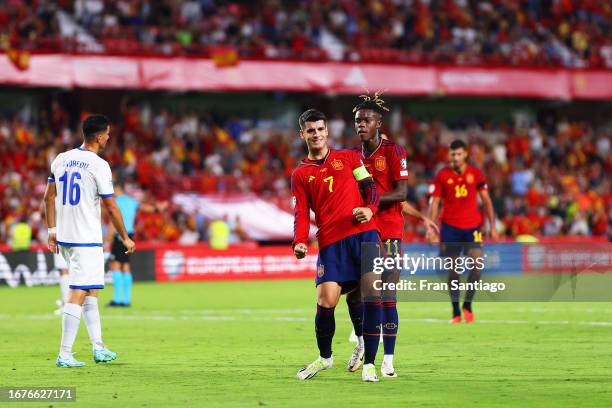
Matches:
[292,149,378,250]
[431,165,488,229]
[359,139,409,240]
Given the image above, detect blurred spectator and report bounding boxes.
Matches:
[209,217,230,250]
[9,216,32,251]
[510,160,535,196]
[1,1,611,68]
[0,97,609,243]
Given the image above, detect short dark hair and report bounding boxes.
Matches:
[299,109,327,129]
[450,139,467,150]
[82,114,110,142]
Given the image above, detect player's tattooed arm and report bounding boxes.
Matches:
[357,177,380,214]
[478,189,499,240]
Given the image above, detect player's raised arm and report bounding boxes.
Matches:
[42,177,58,253]
[291,172,310,259]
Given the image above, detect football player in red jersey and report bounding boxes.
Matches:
[292,109,383,382]
[345,94,438,378]
[428,139,499,324]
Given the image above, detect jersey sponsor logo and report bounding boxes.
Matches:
[375,156,386,171]
[331,158,344,170]
[317,264,325,277]
[320,168,328,173]
[400,158,407,169]
[466,173,474,184]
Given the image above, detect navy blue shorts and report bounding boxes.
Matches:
[440,223,483,257]
[316,230,380,289]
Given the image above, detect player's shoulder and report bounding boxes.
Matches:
[380,139,407,156]
[334,148,361,161]
[467,164,483,174]
[334,148,354,156]
[291,160,310,178]
[52,150,66,164]
[88,152,111,171]
[436,166,452,178]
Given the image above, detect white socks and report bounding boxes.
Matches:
[383,354,394,366]
[59,297,105,359]
[83,296,104,350]
[59,303,82,359]
[59,274,69,303]
[358,336,364,347]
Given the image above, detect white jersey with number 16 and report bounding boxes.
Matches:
[50,147,114,246]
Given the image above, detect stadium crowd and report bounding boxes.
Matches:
[1,0,611,68]
[0,101,610,245]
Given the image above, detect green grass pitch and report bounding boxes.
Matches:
[1,279,612,407]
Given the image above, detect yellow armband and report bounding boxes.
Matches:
[352,165,370,181]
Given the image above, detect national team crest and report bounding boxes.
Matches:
[375,157,386,171]
[331,159,344,170]
[317,264,325,277]
[466,173,474,184]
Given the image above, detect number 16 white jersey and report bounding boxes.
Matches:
[49,147,114,247]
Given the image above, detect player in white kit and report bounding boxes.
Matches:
[43,114,136,368]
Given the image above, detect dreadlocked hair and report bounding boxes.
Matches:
[352,91,390,116]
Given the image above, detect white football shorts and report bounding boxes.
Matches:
[53,252,68,271]
[59,245,105,289]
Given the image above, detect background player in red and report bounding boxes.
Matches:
[292,109,383,382]
[428,139,499,323]
[347,94,438,378]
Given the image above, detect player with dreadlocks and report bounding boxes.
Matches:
[345,92,438,377]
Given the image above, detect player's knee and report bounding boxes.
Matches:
[317,290,339,308]
[317,297,337,308]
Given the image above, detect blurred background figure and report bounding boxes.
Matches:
[106,183,163,308]
[9,215,32,252]
[209,216,230,250]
